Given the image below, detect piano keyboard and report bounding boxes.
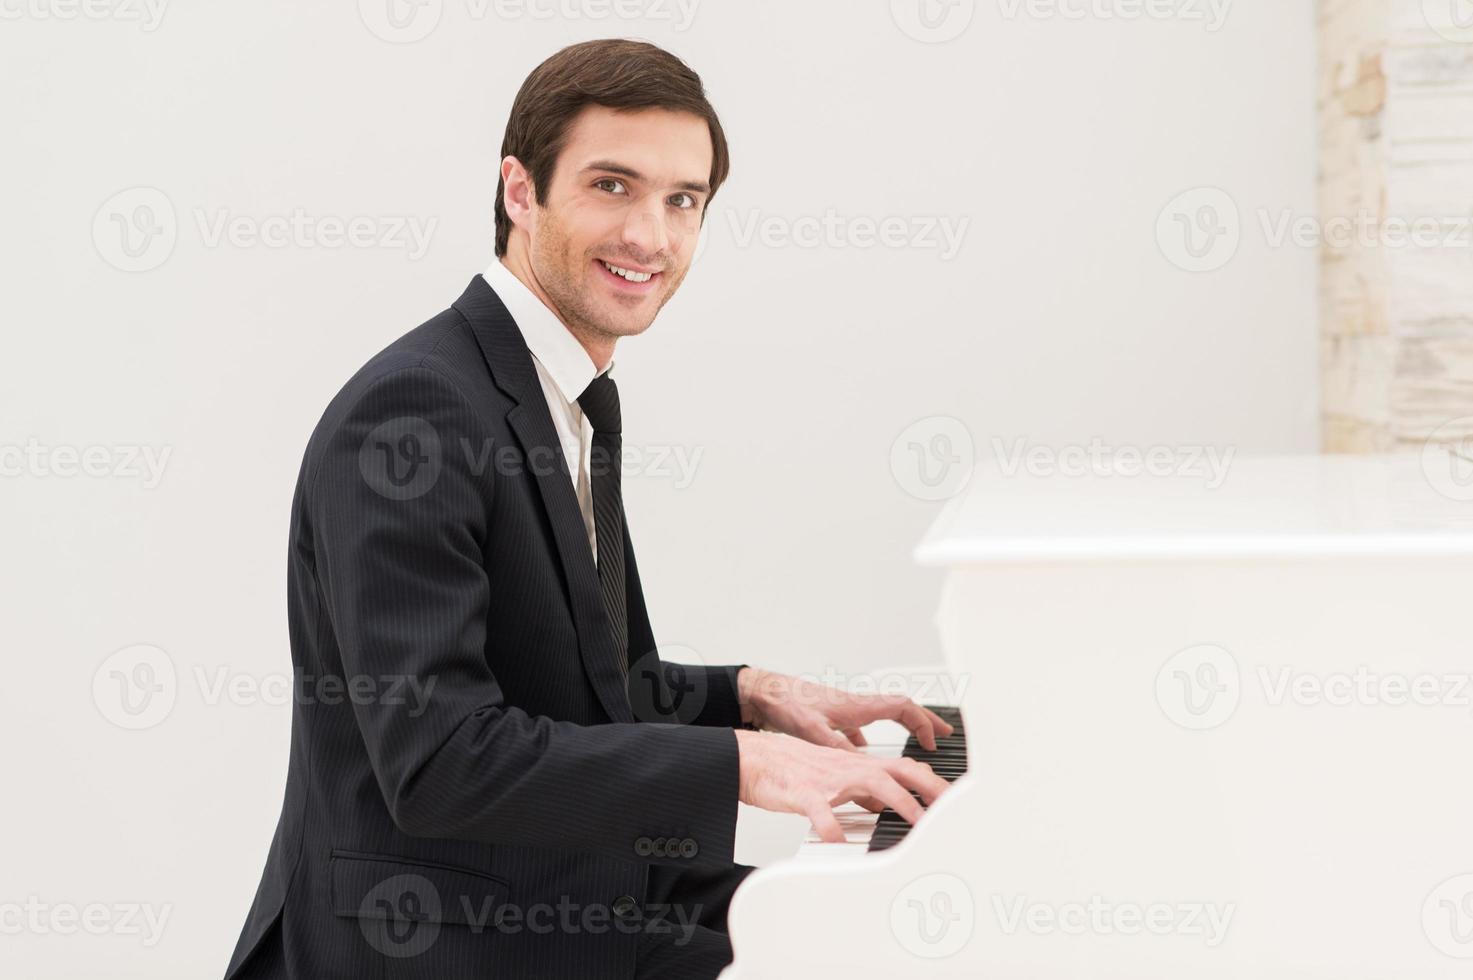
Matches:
[796,704,966,861]
[867,704,965,851]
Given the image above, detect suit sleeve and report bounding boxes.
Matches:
[620,511,751,729]
[308,365,740,867]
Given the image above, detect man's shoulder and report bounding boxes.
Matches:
[299,301,508,476]
[342,305,487,403]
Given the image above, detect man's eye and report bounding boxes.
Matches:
[670,193,696,210]
[595,178,626,195]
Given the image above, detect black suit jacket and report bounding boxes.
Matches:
[225,275,747,980]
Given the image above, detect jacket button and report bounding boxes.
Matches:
[612,895,640,922]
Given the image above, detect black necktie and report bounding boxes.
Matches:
[577,373,627,660]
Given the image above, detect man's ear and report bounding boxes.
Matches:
[501,155,536,232]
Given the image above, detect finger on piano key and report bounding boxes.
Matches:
[797,704,966,856]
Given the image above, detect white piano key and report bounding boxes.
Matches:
[797,717,926,853]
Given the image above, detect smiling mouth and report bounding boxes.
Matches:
[596,258,662,292]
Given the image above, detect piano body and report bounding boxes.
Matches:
[722,453,1473,978]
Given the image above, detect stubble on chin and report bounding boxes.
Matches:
[570,262,684,342]
[532,229,684,342]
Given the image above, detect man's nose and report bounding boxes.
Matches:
[621,200,669,259]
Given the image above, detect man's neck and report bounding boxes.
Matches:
[496,249,615,373]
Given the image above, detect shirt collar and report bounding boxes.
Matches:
[481,257,612,406]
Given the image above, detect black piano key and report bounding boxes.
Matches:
[867,704,967,853]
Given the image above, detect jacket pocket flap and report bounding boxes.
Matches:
[330,851,509,927]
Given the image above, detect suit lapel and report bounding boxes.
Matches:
[453,274,635,724]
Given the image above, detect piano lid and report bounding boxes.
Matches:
[914,451,1473,565]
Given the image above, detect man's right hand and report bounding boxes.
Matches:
[734,729,951,842]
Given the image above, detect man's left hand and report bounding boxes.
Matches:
[734,666,954,751]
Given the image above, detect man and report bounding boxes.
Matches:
[225,38,952,980]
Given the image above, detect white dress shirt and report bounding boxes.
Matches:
[481,257,612,564]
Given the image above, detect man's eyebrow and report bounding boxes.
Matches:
[580,160,711,195]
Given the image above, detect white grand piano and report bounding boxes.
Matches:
[721,452,1473,978]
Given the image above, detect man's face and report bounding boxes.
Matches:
[520,105,712,343]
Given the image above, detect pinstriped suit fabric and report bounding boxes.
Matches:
[223,276,750,980]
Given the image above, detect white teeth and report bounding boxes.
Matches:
[601,260,653,283]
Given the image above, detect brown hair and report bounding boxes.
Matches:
[494,39,730,257]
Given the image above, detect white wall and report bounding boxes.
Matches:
[0,2,1317,976]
